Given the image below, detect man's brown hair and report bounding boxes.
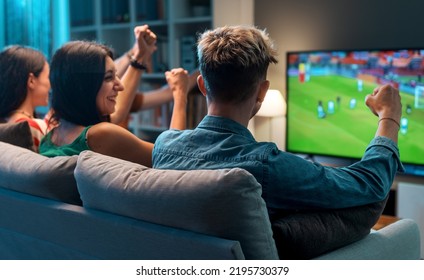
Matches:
[197,25,278,104]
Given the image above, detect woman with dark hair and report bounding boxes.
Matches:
[0,45,51,151]
[39,25,189,167]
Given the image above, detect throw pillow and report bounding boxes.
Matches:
[271,196,388,259]
[0,141,81,205]
[74,150,279,260]
[0,122,34,151]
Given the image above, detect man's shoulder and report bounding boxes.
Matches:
[154,129,192,151]
[157,128,188,141]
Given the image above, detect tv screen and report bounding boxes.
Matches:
[286,48,424,174]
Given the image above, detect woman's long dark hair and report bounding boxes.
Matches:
[0,46,46,119]
[49,41,114,126]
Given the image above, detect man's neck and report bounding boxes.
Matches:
[207,103,252,127]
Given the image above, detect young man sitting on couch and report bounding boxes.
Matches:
[152,25,404,259]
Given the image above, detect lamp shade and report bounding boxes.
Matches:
[256,89,286,117]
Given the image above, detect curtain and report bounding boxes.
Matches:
[4,0,51,57]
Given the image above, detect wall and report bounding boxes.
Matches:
[254,0,424,185]
[0,0,4,47]
[213,0,254,27]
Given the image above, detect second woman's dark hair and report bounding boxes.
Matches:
[0,46,46,119]
[49,41,114,126]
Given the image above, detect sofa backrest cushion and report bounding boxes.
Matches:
[0,122,34,151]
[0,141,81,205]
[74,150,279,260]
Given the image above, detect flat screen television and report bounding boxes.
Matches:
[286,48,424,176]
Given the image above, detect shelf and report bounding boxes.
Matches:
[134,20,168,27]
[143,73,166,80]
[100,23,133,30]
[70,26,97,32]
[70,31,98,42]
[173,16,213,24]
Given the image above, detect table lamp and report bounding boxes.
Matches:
[255,89,286,149]
[256,89,286,117]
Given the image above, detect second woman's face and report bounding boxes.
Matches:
[96,57,124,116]
[31,62,51,107]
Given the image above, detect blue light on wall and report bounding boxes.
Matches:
[0,0,4,47]
[4,0,51,56]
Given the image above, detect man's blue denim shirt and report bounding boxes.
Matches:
[153,115,404,211]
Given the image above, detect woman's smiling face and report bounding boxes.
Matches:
[96,56,124,116]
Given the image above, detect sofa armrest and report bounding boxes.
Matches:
[314,219,421,260]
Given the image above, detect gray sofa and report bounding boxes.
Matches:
[0,140,421,260]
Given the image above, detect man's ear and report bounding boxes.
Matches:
[257,80,270,102]
[197,75,207,97]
